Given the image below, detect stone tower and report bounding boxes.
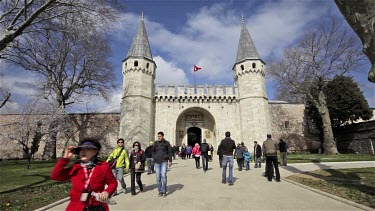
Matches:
[119,13,156,149]
[232,15,271,146]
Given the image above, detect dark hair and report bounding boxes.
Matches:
[117,138,124,143]
[279,139,284,142]
[267,134,272,138]
[225,131,231,137]
[241,142,244,145]
[157,131,164,136]
[254,141,258,144]
[133,141,142,149]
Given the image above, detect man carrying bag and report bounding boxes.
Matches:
[107,138,129,194]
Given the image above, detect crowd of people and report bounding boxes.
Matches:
[50,131,288,210]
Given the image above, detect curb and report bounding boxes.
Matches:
[283,178,373,211]
[34,197,69,211]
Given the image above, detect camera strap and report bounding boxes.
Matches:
[83,166,96,190]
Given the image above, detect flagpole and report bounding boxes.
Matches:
[194,69,196,94]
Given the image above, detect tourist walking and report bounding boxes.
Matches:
[244,149,252,171]
[51,138,117,211]
[152,131,172,197]
[145,141,154,174]
[172,145,176,160]
[241,142,247,167]
[262,134,281,182]
[106,138,129,194]
[180,143,187,159]
[279,139,288,166]
[218,131,236,186]
[192,143,201,169]
[187,145,192,159]
[253,141,262,168]
[209,144,214,161]
[217,145,223,168]
[200,139,210,172]
[129,142,146,196]
[235,143,244,171]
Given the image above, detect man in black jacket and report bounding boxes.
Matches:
[152,131,172,197]
[218,131,236,186]
[279,139,288,166]
[200,139,210,173]
[145,141,154,175]
[254,141,262,168]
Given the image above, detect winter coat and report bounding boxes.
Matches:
[279,141,288,152]
[235,146,244,159]
[218,137,236,156]
[254,144,262,158]
[152,139,172,164]
[262,138,279,156]
[50,158,117,211]
[187,147,192,154]
[106,147,129,169]
[192,145,201,156]
[244,151,252,161]
[129,149,146,171]
[145,146,153,158]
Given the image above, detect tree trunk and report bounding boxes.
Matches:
[42,120,58,159]
[316,91,339,154]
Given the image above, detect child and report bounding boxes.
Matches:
[243,149,252,171]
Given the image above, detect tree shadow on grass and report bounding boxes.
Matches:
[0,174,64,194]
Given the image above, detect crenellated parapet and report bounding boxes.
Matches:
[233,67,265,80]
[122,66,155,77]
[155,84,237,102]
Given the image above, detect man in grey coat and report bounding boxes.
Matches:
[262,134,281,182]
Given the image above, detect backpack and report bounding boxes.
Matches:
[200,143,209,153]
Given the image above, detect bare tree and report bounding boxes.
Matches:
[268,17,366,154]
[0,0,122,54]
[335,0,375,83]
[0,87,11,109]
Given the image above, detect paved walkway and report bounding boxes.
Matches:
[48,159,374,210]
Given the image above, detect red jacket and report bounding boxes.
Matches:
[192,145,201,156]
[51,158,117,211]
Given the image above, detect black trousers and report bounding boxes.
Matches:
[237,158,244,170]
[194,156,200,168]
[181,152,186,159]
[130,170,143,194]
[266,156,280,181]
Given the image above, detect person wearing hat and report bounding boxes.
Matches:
[106,138,129,194]
[145,141,155,175]
[51,138,117,211]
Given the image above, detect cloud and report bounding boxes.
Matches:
[111,0,329,85]
[154,56,188,85]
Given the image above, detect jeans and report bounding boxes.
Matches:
[130,170,143,194]
[154,162,168,194]
[146,158,154,173]
[112,168,126,191]
[245,160,250,170]
[201,154,209,171]
[266,156,280,181]
[222,155,234,183]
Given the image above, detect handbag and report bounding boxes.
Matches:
[85,204,104,211]
[108,148,124,169]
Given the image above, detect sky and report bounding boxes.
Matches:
[1,0,374,113]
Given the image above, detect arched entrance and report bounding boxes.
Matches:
[187,127,202,146]
[175,107,216,148]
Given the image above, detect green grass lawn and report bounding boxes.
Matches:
[0,159,72,211]
[287,167,375,208]
[287,153,375,163]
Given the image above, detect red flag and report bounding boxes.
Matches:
[194,65,201,72]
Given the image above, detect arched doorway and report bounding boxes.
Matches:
[175,107,216,148]
[187,127,202,147]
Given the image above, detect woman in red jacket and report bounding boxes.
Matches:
[192,143,201,169]
[51,138,117,211]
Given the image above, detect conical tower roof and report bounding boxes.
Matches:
[235,15,260,63]
[126,13,153,61]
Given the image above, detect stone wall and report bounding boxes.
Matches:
[334,120,375,154]
[0,113,120,159]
